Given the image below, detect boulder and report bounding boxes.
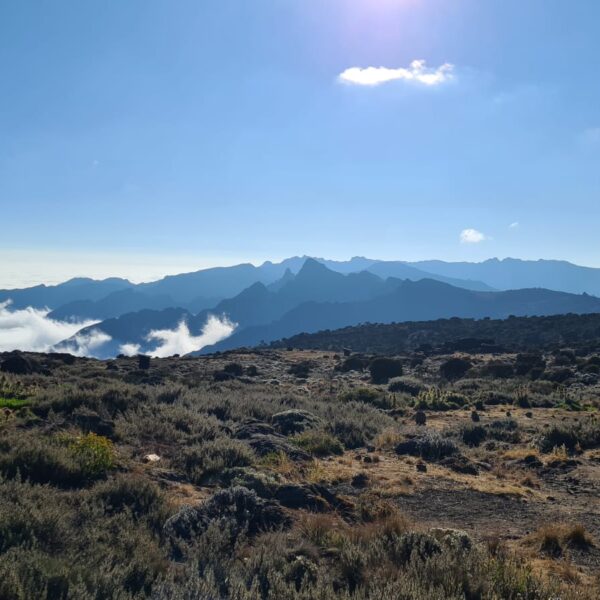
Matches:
[274,484,329,511]
[164,486,290,545]
[245,434,310,461]
[234,419,277,439]
[1,353,35,375]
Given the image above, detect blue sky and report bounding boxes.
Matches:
[1,0,599,287]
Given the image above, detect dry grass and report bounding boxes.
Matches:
[524,523,595,558]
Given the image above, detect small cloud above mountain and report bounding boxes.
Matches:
[460,228,488,244]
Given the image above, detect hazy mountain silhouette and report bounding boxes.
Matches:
[201,277,600,354]
[410,258,600,295]
[47,289,181,321]
[0,277,133,310]
[65,260,401,354]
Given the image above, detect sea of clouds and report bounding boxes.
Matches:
[0,300,235,358]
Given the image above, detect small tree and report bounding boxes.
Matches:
[440,357,471,381]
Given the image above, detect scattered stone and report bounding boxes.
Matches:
[144,453,161,463]
[416,462,427,473]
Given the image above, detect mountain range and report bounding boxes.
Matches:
[3,256,600,357]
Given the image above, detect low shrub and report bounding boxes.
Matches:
[177,438,255,483]
[69,433,116,478]
[396,432,459,461]
[369,358,403,384]
[537,421,600,453]
[340,387,393,410]
[292,430,343,457]
[388,377,423,396]
[440,358,471,381]
[461,424,487,447]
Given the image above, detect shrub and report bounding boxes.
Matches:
[292,431,343,457]
[326,402,393,449]
[0,435,91,487]
[487,419,520,443]
[461,424,487,447]
[369,358,403,384]
[69,433,116,478]
[178,438,255,482]
[395,432,458,461]
[537,421,600,453]
[288,361,314,378]
[164,486,290,546]
[138,355,151,370]
[337,356,369,372]
[388,377,422,396]
[223,362,244,376]
[94,475,168,531]
[515,353,546,376]
[482,362,514,379]
[440,358,471,381]
[340,387,393,410]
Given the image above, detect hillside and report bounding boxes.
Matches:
[271,312,600,355]
[1,342,599,598]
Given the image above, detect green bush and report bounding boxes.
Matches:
[461,424,487,447]
[340,387,393,410]
[69,433,115,478]
[292,430,344,457]
[178,438,255,482]
[369,358,403,384]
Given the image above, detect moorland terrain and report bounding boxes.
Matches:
[1,316,600,599]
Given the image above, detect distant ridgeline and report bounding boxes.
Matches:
[270,313,600,355]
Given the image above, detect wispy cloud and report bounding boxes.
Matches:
[146,315,236,358]
[509,222,520,229]
[0,300,98,353]
[338,60,454,87]
[119,343,141,357]
[460,228,488,244]
[60,329,113,357]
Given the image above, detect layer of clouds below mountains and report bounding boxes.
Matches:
[0,301,97,354]
[0,301,235,358]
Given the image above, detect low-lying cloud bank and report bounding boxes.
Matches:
[0,301,98,354]
[145,315,236,358]
[0,301,236,359]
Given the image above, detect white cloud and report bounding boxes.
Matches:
[0,300,98,353]
[460,228,488,244]
[119,343,141,357]
[146,315,237,358]
[338,60,454,87]
[60,329,113,357]
[509,222,520,229]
